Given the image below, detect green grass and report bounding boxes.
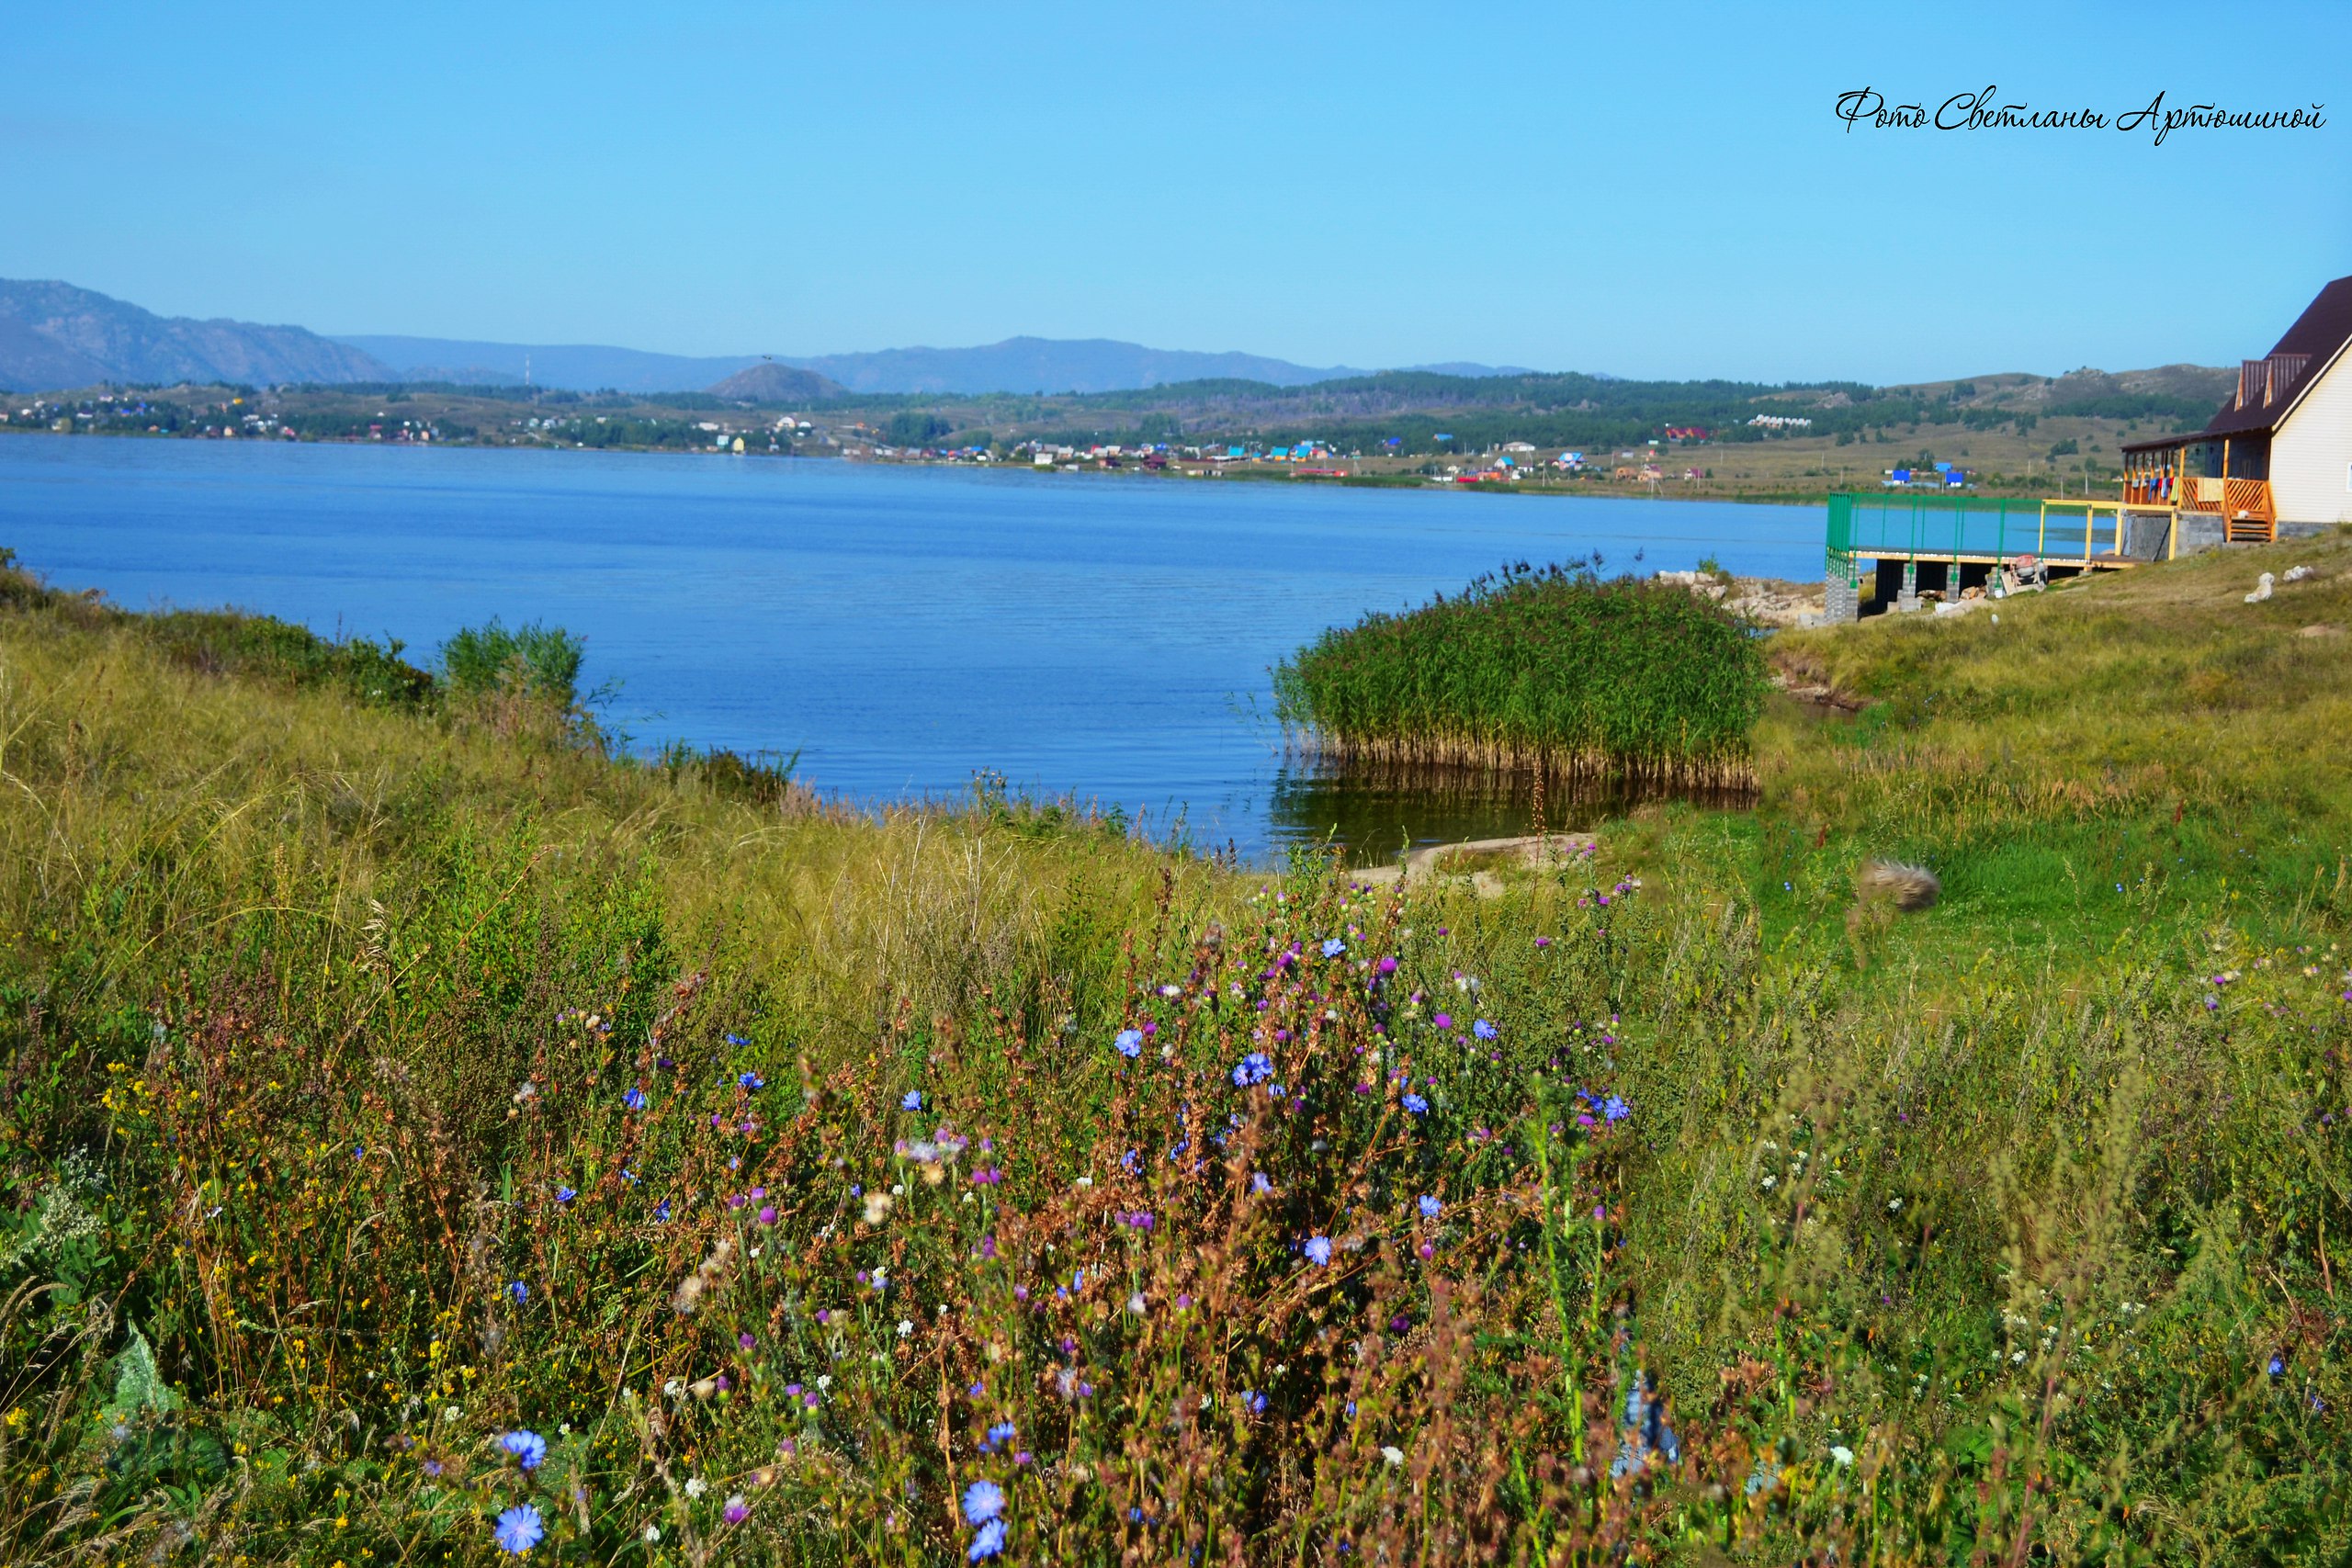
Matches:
[0,540,2347,1564]
[1273,561,1770,786]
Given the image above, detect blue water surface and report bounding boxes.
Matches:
[0,436,1821,857]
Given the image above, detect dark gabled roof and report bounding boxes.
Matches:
[2121,274,2352,453]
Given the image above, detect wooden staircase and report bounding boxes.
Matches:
[2185,477,2277,543]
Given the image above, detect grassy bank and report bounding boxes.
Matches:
[1,539,2347,1564]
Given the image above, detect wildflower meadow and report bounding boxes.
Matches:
[2,536,2350,1563]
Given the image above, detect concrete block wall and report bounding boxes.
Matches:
[1823,571,1860,623]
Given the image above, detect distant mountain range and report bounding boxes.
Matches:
[0,279,391,389]
[0,278,1540,397]
[335,331,1534,396]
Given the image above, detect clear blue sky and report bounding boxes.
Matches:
[3,1,2346,383]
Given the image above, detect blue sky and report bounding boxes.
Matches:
[3,1,2346,383]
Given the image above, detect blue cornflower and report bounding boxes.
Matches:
[624,1086,647,1110]
[554,1187,576,1204]
[654,1199,671,1222]
[962,1478,1006,1524]
[1419,1194,1441,1217]
[967,1517,1007,1560]
[2268,1355,2286,1377]
[1601,1095,1630,1122]
[1114,1028,1143,1058]
[499,1429,548,1470]
[1304,1235,1333,1266]
[354,1144,366,1159]
[1321,937,1346,958]
[492,1503,545,1553]
[981,1420,1017,1451]
[725,1032,750,1046]
[1243,1390,1268,1414]
[1472,1018,1498,1040]
[1402,1092,1430,1115]
[1251,1172,1272,1194]
[901,1089,924,1111]
[508,1280,528,1303]
[1232,1052,1273,1087]
[738,1071,764,1089]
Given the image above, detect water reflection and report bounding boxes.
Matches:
[1263,761,1755,867]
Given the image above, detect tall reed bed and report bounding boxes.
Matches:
[1272,563,1768,789]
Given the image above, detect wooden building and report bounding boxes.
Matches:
[2121,274,2352,545]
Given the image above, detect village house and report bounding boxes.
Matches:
[2120,272,2352,544]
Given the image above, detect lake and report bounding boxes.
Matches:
[0,436,1822,861]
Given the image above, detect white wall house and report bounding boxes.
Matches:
[2268,326,2352,525]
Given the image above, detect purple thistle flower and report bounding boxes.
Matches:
[723,1494,751,1524]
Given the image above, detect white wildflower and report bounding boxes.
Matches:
[644,1525,662,1543]
[897,1319,913,1337]
[1830,1445,1854,1466]
[684,1476,708,1498]
[1381,1446,1405,1466]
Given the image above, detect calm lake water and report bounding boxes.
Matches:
[0,436,1822,861]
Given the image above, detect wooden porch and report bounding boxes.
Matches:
[2122,440,2276,543]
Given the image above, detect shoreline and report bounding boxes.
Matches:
[0,423,1866,508]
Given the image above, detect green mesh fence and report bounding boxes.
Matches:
[1826,493,2124,584]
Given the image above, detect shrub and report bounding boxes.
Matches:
[439,617,584,706]
[1273,561,1768,786]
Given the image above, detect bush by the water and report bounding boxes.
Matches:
[1272,561,1768,784]
[439,616,586,706]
